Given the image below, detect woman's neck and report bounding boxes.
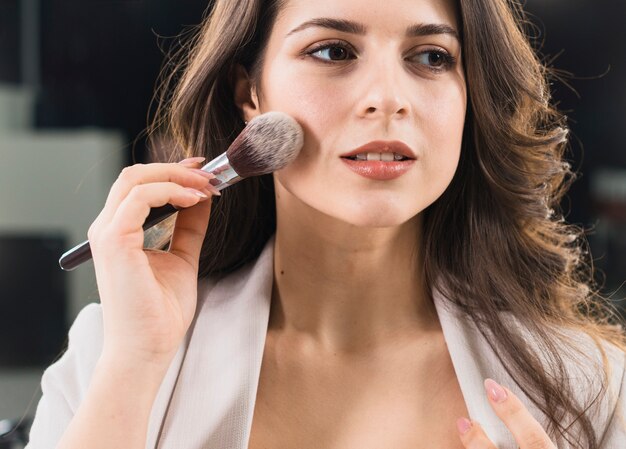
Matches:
[270,196,440,355]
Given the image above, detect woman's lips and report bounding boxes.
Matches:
[340,158,415,180]
[339,140,417,180]
[340,140,417,159]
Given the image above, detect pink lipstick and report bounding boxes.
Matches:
[340,140,416,181]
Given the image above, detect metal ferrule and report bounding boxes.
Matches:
[200,152,243,190]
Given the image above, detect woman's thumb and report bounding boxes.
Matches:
[168,196,213,268]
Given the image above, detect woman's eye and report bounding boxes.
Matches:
[412,50,456,71]
[306,43,355,62]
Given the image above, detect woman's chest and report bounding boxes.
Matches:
[247,334,469,449]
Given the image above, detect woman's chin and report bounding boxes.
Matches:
[332,205,419,229]
[274,179,423,229]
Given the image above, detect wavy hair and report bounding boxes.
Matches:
[145,0,626,447]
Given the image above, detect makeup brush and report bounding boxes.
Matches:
[59,111,304,271]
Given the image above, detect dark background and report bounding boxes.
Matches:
[0,0,210,162]
[0,0,625,326]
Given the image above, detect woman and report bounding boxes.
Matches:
[26,0,626,448]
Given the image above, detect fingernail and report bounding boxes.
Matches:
[179,156,206,165]
[204,184,221,196]
[185,188,208,198]
[190,168,216,179]
[456,417,472,435]
[485,378,508,403]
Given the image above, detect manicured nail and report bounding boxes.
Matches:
[456,417,472,435]
[485,378,507,403]
[204,184,221,196]
[185,188,208,198]
[190,168,216,179]
[179,156,206,165]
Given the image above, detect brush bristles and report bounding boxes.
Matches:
[227,111,304,178]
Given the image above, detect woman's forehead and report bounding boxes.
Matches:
[275,0,460,36]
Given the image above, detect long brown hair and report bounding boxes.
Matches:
[146,0,626,447]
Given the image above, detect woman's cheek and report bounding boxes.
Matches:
[264,61,347,120]
[283,85,345,134]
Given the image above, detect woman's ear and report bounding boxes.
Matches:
[233,64,261,123]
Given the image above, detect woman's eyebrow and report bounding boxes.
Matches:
[406,23,459,41]
[285,17,459,42]
[286,18,366,36]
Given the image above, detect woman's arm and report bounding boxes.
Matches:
[25,303,171,449]
[54,354,169,449]
[26,158,216,448]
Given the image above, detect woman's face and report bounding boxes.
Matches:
[241,0,466,227]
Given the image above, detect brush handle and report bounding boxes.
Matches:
[58,153,241,272]
[59,204,178,271]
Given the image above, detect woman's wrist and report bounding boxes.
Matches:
[56,350,174,449]
[96,349,174,390]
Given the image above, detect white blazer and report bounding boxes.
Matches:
[26,236,626,448]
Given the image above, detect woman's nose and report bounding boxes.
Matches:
[355,58,411,121]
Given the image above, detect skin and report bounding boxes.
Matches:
[459,379,557,449]
[236,0,465,350]
[234,0,559,447]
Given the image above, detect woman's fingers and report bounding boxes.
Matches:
[106,182,210,246]
[178,156,207,166]
[483,379,556,449]
[457,379,556,449]
[168,188,214,269]
[456,418,498,449]
[87,158,222,271]
[98,161,215,226]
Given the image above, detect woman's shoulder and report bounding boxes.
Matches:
[495,309,623,365]
[575,334,626,443]
[36,303,104,413]
[503,310,625,384]
[50,249,267,376]
[500,310,626,432]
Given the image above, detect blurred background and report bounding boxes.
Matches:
[0,0,625,446]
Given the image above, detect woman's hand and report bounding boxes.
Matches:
[87,157,220,369]
[456,378,557,449]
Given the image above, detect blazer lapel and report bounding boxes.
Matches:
[434,289,538,448]
[145,328,196,449]
[148,236,275,449]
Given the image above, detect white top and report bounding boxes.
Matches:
[26,236,626,448]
